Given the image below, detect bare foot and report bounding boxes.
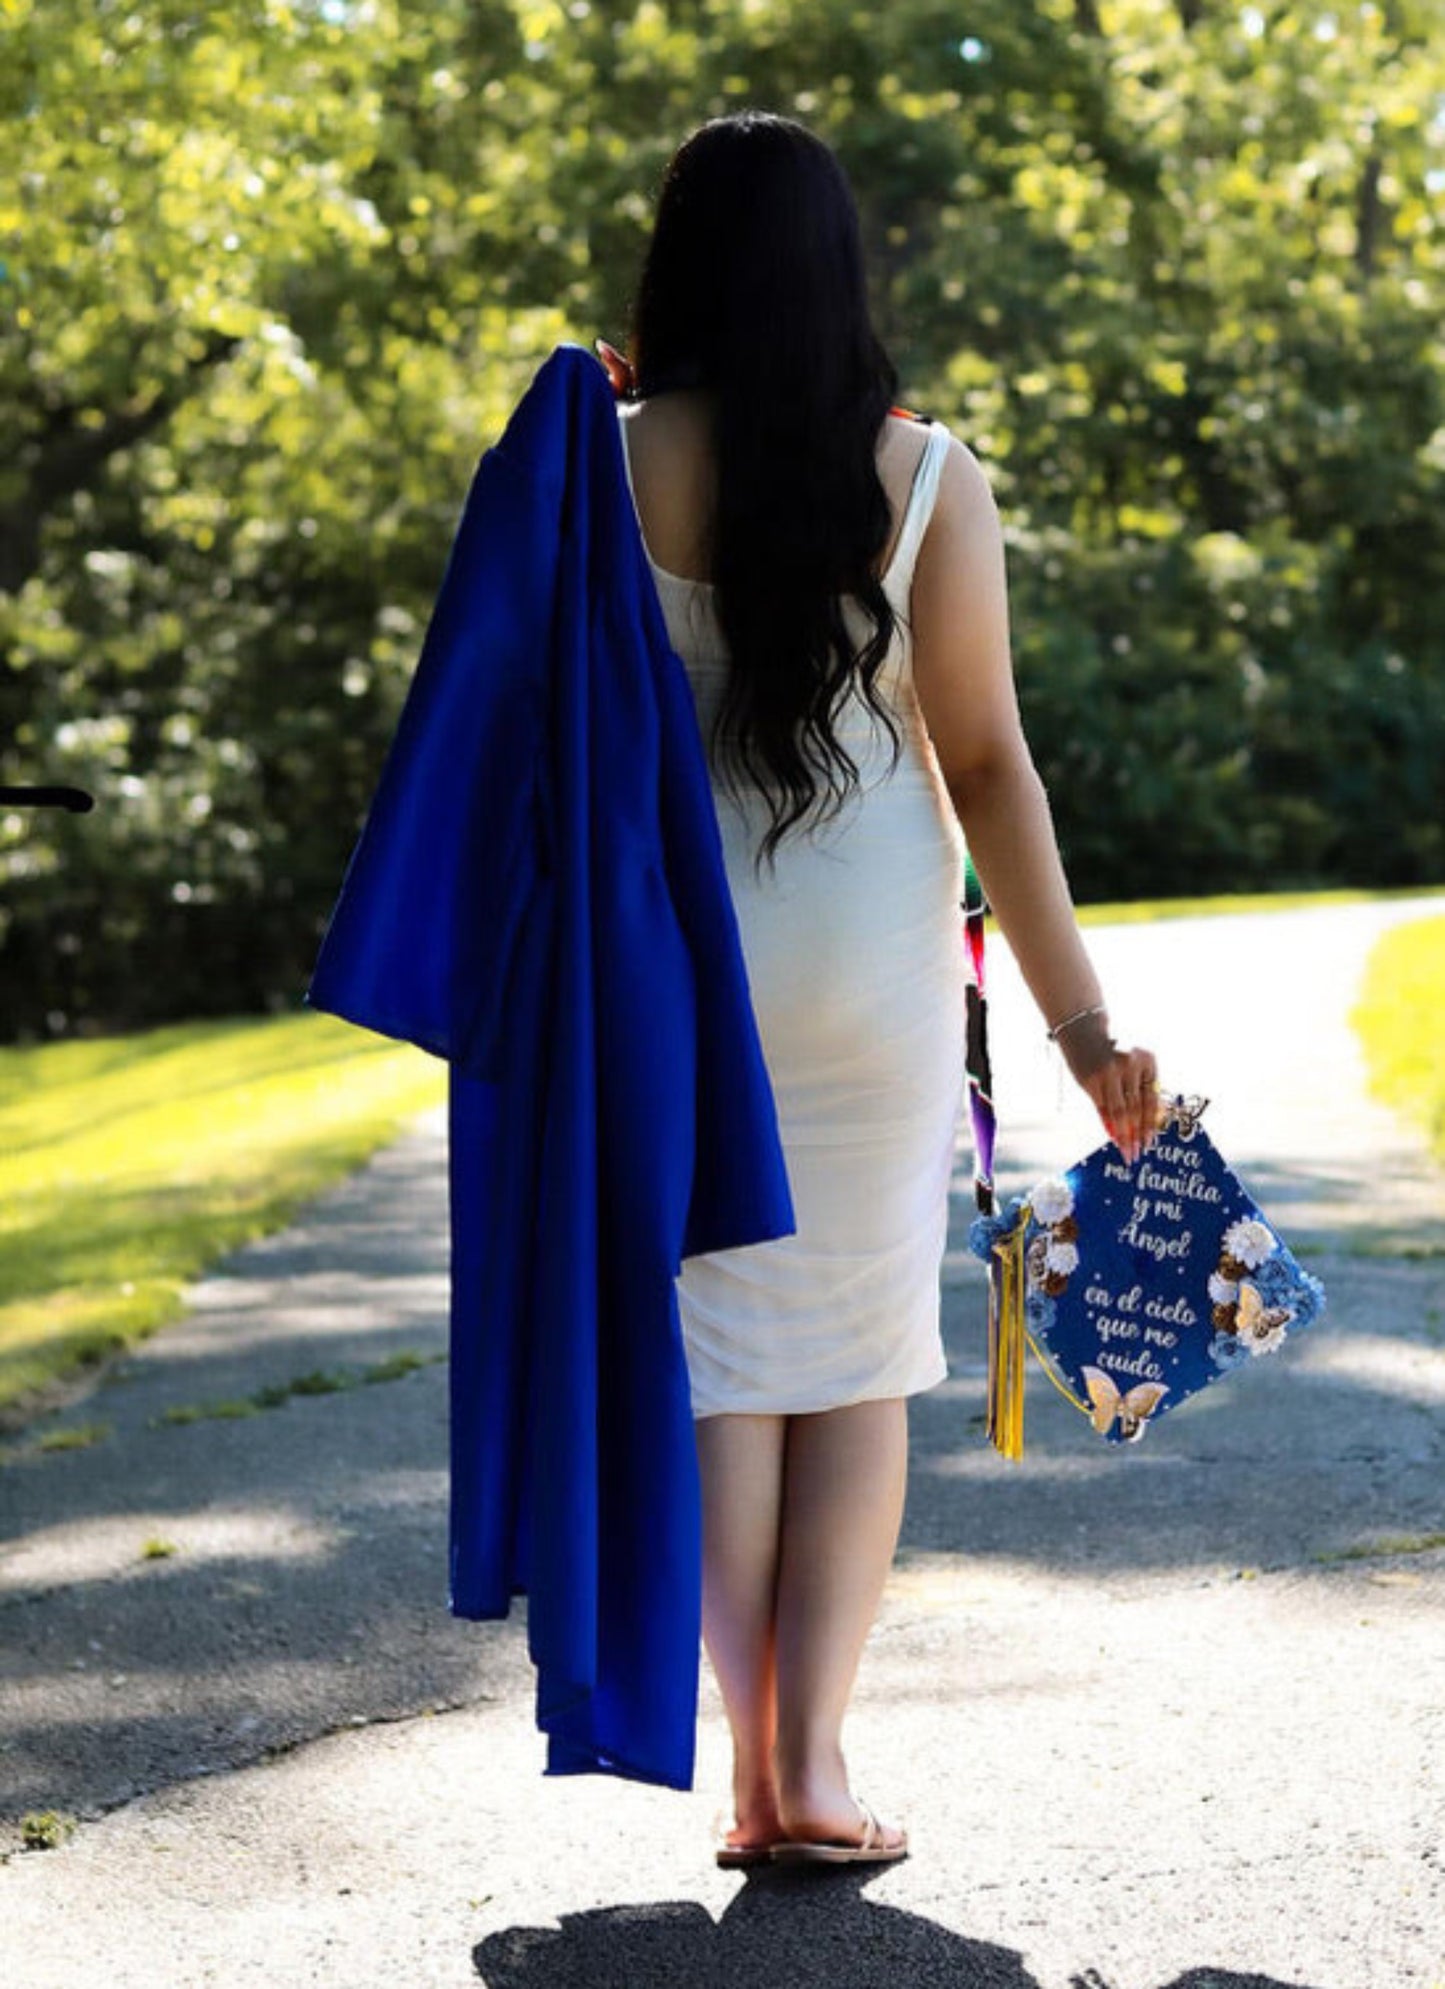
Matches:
[723,1773,785,1852]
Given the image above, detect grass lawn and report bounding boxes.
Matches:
[1076,883,1445,926]
[0,1013,445,1427]
[1352,912,1445,1166]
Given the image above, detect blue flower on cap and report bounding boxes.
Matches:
[1292,1270,1326,1331]
[1248,1251,1324,1330]
[967,1197,1027,1263]
[1209,1330,1251,1371]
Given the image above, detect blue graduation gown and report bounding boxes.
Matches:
[305,343,795,1790]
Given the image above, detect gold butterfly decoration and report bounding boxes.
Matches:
[1235,1280,1292,1345]
[1080,1366,1170,1441]
[1155,1093,1209,1140]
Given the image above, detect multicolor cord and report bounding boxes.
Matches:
[961,855,1027,1457]
[962,853,995,1216]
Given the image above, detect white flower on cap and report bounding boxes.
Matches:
[1030,1177,1074,1226]
[1222,1218,1275,1270]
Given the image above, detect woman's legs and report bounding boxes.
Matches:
[770,1396,909,1846]
[695,1395,911,1850]
[694,1410,788,1847]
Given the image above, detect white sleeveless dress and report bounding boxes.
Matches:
[621,414,968,1418]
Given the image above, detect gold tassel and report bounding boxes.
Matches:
[986,1213,1029,1460]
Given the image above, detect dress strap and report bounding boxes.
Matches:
[884,420,951,593]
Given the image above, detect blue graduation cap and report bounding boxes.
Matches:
[967,1096,1326,1454]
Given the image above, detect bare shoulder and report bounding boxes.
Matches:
[617,391,715,578]
[936,429,999,511]
[882,417,998,532]
[619,389,712,439]
[908,427,1022,785]
[616,391,714,487]
[875,412,935,532]
[879,408,934,465]
[916,431,1004,580]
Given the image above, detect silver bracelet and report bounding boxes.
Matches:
[1046,1002,1108,1043]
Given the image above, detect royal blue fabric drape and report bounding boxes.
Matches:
[305,344,794,1790]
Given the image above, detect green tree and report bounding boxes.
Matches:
[2,0,1442,1038]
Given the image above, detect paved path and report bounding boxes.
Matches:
[2,897,1443,1989]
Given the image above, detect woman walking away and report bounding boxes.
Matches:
[611,112,1158,1867]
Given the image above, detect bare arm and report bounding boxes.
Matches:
[909,433,1157,1162]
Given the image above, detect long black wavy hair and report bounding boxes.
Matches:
[627,113,905,878]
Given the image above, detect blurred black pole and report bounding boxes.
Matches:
[0,786,95,811]
[1,786,97,1038]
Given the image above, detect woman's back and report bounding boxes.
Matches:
[618,392,933,588]
[618,398,961,813]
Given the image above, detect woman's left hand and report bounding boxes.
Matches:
[1055,1013,1159,1164]
[1080,1045,1160,1166]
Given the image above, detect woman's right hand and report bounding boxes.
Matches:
[595,338,635,398]
[1054,1010,1160,1165]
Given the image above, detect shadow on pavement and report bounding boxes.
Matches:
[475,1868,1327,1989]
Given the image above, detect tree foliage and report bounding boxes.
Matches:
[2,0,1442,1037]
